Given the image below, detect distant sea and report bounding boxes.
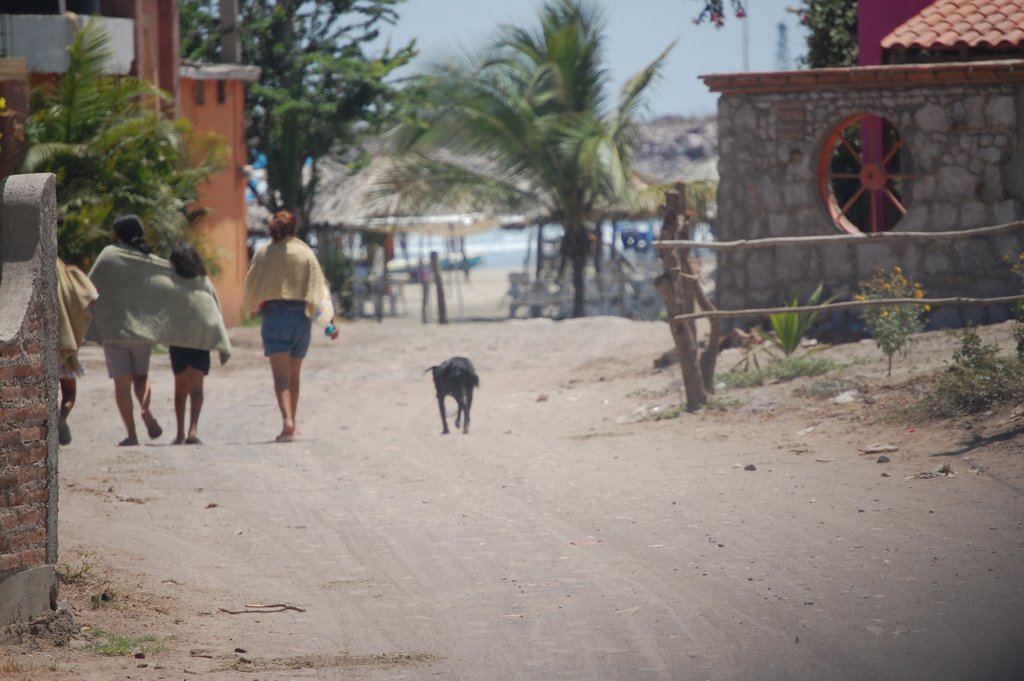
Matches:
[395,219,696,271]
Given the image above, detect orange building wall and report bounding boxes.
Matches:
[179,77,250,326]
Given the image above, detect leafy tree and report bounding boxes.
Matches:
[179,0,416,235]
[381,0,668,318]
[23,19,225,268]
[691,0,857,69]
[790,0,858,68]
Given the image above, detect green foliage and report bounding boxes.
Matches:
[179,0,416,232]
[179,1,220,62]
[90,628,165,657]
[790,0,858,68]
[58,551,96,584]
[924,327,1024,417]
[858,266,927,376]
[717,354,839,387]
[384,0,669,317]
[704,395,742,411]
[24,19,225,268]
[1007,252,1024,360]
[692,0,855,68]
[768,282,830,356]
[718,365,768,388]
[322,248,355,316]
[769,354,839,381]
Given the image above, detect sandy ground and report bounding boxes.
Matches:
[3,267,1024,681]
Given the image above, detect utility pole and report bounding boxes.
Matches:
[776,21,790,71]
[742,0,749,70]
[219,0,240,63]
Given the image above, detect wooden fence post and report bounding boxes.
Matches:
[419,258,431,324]
[655,185,707,411]
[430,251,448,325]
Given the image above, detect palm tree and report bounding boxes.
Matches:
[23,19,225,268]
[381,0,669,317]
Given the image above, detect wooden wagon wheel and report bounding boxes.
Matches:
[818,113,912,235]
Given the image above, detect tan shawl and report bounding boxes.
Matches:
[56,258,99,374]
[86,245,232,364]
[243,236,330,319]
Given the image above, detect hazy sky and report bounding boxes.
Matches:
[373,0,806,119]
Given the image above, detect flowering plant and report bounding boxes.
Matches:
[857,266,927,376]
[693,0,746,27]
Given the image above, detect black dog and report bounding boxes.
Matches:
[427,357,479,434]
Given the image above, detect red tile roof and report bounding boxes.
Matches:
[882,0,1024,50]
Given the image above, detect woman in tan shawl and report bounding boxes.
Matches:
[88,214,164,446]
[56,258,99,445]
[244,210,338,442]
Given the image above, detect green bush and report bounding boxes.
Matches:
[858,266,927,376]
[924,327,1024,417]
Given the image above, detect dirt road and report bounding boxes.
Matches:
[5,305,1024,680]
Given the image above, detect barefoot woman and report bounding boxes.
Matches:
[89,215,164,446]
[244,210,338,442]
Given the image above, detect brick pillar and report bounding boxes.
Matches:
[0,173,60,627]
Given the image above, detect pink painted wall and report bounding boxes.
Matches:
[858,0,932,65]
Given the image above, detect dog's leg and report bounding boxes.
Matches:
[437,395,450,434]
[462,385,473,434]
[454,391,464,430]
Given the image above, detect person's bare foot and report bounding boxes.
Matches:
[275,430,296,443]
[118,436,139,446]
[141,411,163,439]
[171,436,185,445]
[185,437,202,445]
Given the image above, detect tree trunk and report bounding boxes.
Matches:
[571,253,586,318]
[563,226,590,318]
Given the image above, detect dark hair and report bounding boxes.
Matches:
[268,210,297,242]
[112,214,154,255]
[170,241,207,279]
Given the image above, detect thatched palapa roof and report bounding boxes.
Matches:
[248,154,531,238]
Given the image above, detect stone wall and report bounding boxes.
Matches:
[0,174,60,627]
[707,62,1024,328]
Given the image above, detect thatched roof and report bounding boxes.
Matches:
[247,115,719,235]
[247,155,531,237]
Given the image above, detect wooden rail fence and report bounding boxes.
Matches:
[653,183,1024,411]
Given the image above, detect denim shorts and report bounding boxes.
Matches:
[260,300,312,358]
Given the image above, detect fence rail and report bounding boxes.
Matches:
[668,294,1024,324]
[654,220,1024,252]
[652,181,1024,411]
